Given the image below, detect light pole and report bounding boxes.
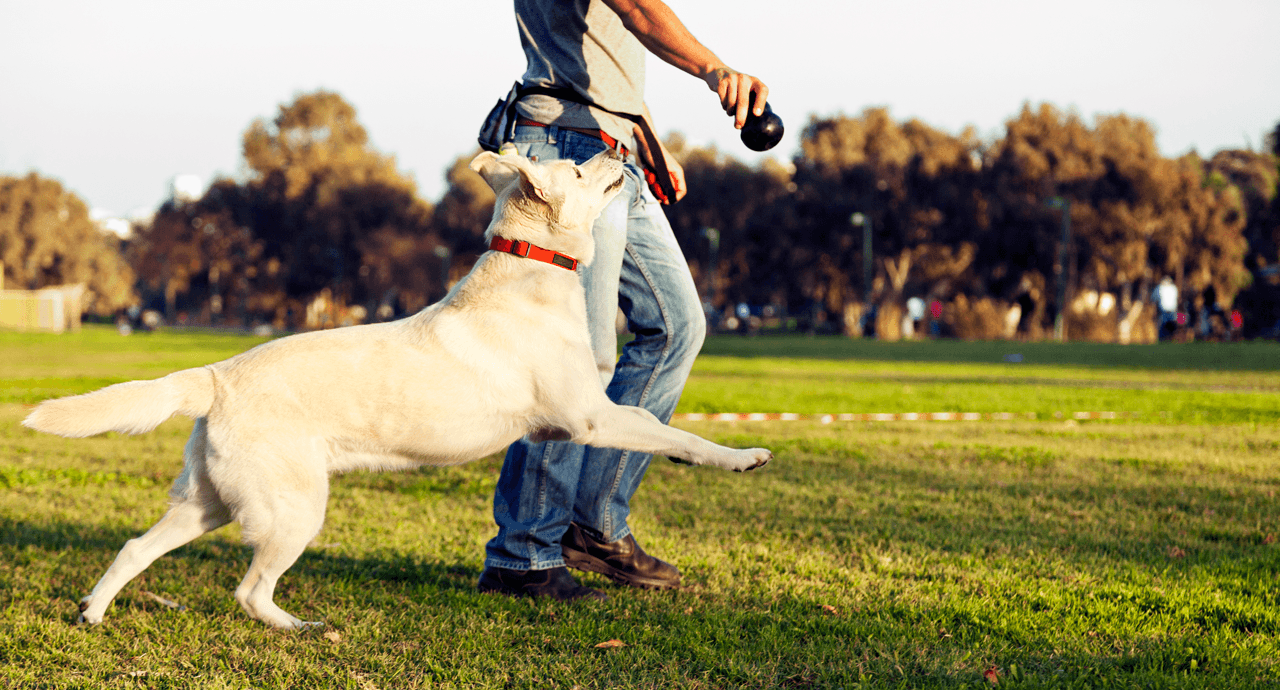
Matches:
[1047,197,1071,342]
[702,227,720,307]
[434,245,452,297]
[851,212,872,301]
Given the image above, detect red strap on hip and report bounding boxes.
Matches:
[489,237,579,271]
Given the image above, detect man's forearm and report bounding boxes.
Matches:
[602,0,726,87]
[604,0,769,128]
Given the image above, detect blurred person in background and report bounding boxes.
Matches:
[1154,277,1178,341]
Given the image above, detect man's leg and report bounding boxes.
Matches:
[561,163,706,587]
[481,128,632,598]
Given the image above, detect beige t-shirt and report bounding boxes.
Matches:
[512,0,645,151]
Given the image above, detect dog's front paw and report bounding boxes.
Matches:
[732,448,772,472]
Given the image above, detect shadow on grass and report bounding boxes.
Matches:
[0,516,482,590]
[0,516,144,553]
[3,516,1276,686]
[0,512,481,578]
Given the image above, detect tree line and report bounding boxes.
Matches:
[667,104,1278,341]
[3,90,1277,340]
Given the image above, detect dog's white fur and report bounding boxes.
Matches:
[22,148,771,629]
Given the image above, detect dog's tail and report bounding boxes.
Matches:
[22,368,216,438]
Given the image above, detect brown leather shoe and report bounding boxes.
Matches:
[477,565,607,601]
[561,523,681,590]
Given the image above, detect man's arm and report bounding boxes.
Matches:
[601,0,768,129]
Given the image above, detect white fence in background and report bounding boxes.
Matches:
[0,283,86,333]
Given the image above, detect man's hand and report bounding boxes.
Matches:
[704,67,769,130]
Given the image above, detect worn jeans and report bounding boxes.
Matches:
[484,124,705,570]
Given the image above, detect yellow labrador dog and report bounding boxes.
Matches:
[22,148,771,629]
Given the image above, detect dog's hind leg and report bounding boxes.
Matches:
[78,496,231,625]
[233,507,326,629]
[79,420,232,625]
[230,459,329,629]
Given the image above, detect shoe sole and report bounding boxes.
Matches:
[477,581,606,601]
[562,548,680,590]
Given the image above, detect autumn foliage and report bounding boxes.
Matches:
[6,91,1278,340]
[0,174,135,314]
[665,103,1275,341]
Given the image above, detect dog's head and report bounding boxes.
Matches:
[470,148,627,267]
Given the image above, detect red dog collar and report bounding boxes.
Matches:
[489,237,579,271]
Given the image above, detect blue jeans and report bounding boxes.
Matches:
[484,124,706,570]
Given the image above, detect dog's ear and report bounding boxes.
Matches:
[469,151,550,202]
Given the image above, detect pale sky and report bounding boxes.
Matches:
[2,0,1277,220]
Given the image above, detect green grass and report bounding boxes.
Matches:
[2,327,1279,688]
[698,334,1280,372]
[678,356,1280,426]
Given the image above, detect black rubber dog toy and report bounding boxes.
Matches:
[740,92,784,152]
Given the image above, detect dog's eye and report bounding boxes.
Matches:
[574,167,583,179]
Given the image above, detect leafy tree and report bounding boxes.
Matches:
[1207,148,1278,273]
[0,173,135,314]
[127,181,268,324]
[787,109,984,326]
[113,92,1262,341]
[129,90,438,327]
[706,103,1254,339]
[431,151,496,250]
[239,90,435,310]
[661,134,794,312]
[1227,122,1280,335]
[424,151,499,310]
[983,104,1249,332]
[1160,154,1248,303]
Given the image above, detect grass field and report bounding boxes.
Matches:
[2,326,1279,688]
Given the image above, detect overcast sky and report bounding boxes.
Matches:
[2,0,1277,219]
